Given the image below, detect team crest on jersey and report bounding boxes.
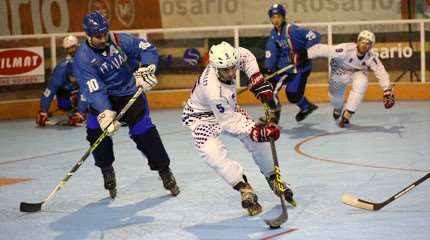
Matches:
[335,48,343,52]
[349,58,353,63]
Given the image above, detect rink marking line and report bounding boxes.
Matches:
[0,178,32,186]
[294,131,428,173]
[0,130,188,166]
[260,228,298,240]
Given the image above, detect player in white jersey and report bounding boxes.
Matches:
[299,30,395,127]
[182,41,295,215]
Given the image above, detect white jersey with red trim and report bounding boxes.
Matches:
[308,43,391,89]
[182,47,259,136]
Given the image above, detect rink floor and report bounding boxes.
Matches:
[1,101,429,240]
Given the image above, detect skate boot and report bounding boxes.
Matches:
[266,174,296,207]
[233,175,262,216]
[102,166,117,199]
[338,110,353,128]
[258,109,281,124]
[332,108,342,120]
[295,103,318,122]
[159,168,180,196]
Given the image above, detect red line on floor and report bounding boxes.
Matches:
[0,178,32,186]
[260,228,299,240]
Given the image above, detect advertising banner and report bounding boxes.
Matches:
[0,47,45,86]
[159,0,402,28]
[0,0,162,36]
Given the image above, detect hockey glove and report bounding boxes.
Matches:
[248,72,273,103]
[383,88,395,109]
[290,50,308,66]
[36,111,48,127]
[134,64,158,92]
[97,110,121,136]
[250,123,280,142]
[68,112,86,126]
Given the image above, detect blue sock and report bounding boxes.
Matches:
[296,97,310,110]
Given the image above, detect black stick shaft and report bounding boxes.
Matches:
[380,172,430,208]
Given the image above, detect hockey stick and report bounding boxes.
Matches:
[237,64,295,96]
[342,173,430,211]
[263,103,288,228]
[20,87,145,213]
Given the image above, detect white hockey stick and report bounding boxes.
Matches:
[342,173,430,211]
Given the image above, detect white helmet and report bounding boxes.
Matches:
[63,35,79,49]
[357,30,375,44]
[209,41,239,69]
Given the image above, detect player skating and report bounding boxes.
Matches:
[262,3,320,124]
[182,41,296,216]
[73,11,179,198]
[304,30,395,127]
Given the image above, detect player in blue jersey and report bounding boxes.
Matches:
[73,11,179,199]
[36,35,87,127]
[262,3,320,124]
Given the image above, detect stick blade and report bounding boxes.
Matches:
[342,194,375,211]
[20,202,43,212]
[264,195,288,228]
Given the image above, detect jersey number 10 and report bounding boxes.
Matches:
[86,79,100,93]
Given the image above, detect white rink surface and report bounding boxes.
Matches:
[1,101,429,240]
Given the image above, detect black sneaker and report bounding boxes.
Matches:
[333,108,342,120]
[102,166,117,199]
[295,103,318,122]
[159,168,180,196]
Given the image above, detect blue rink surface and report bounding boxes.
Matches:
[0,101,429,240]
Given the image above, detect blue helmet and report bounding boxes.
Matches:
[83,11,109,37]
[268,4,286,18]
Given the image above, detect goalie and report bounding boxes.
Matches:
[299,30,395,127]
[36,35,88,127]
[182,41,296,216]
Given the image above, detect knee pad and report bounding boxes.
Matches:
[86,128,114,168]
[131,126,170,171]
[199,137,243,186]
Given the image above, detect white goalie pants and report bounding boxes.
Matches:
[185,119,275,187]
[328,71,368,113]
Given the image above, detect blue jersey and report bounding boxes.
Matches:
[264,23,321,73]
[40,58,77,112]
[73,32,159,113]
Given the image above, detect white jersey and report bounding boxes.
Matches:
[308,43,391,89]
[182,47,260,136]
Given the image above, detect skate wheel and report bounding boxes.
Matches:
[109,189,117,199]
[269,225,281,229]
[247,202,262,216]
[170,186,180,196]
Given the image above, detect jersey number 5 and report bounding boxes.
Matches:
[86,79,100,93]
[216,104,225,113]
